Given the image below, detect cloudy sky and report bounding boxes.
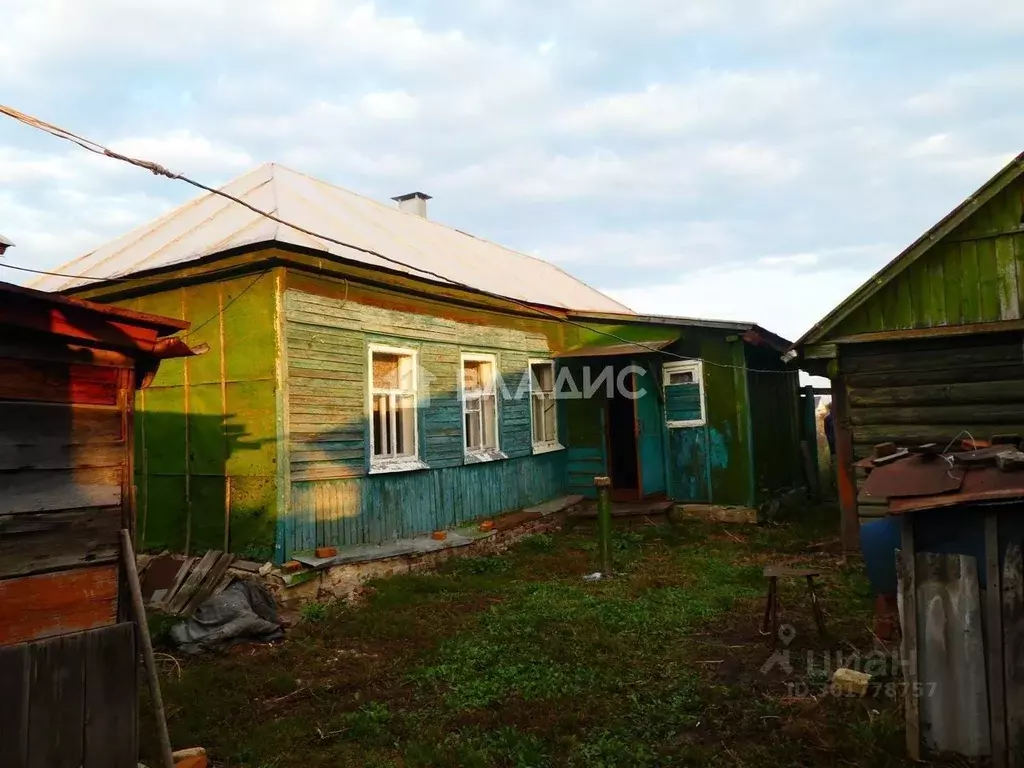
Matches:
[1,0,1021,341]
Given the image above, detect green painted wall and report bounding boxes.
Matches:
[834,177,1024,336]
[118,273,280,560]
[565,321,755,507]
[745,345,802,500]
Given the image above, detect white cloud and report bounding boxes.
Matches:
[605,260,889,342]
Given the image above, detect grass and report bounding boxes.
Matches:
[142,504,925,767]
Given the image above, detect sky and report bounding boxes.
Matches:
[1,0,1022,343]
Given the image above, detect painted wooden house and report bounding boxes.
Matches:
[0,280,192,766]
[792,150,1024,549]
[37,163,802,563]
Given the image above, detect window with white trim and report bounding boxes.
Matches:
[369,346,420,470]
[462,353,499,455]
[530,360,561,451]
[663,360,706,427]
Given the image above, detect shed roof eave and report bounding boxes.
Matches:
[791,150,1024,351]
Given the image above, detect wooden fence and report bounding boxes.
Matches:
[0,622,138,768]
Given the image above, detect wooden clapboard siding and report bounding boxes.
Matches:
[281,283,561,554]
[0,507,121,579]
[1,467,123,516]
[0,358,119,405]
[0,566,119,646]
[840,331,1024,521]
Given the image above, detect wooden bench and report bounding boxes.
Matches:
[761,565,826,645]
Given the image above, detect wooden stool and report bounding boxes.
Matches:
[761,565,826,645]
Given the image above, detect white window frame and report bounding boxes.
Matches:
[663,360,707,428]
[367,344,427,474]
[460,352,505,463]
[529,358,563,454]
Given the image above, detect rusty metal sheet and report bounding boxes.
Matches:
[890,467,1024,514]
[861,454,964,501]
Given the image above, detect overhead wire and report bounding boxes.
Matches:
[0,103,798,375]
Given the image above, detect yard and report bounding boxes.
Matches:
[143,506,920,767]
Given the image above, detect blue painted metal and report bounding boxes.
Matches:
[634,362,666,496]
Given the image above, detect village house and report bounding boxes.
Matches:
[37,163,802,564]
[791,150,1024,550]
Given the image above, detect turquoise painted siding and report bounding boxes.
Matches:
[665,384,701,422]
[288,451,566,550]
[282,286,564,557]
[668,428,710,501]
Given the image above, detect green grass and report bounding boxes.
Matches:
[143,505,919,767]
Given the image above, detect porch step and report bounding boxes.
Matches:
[568,500,674,519]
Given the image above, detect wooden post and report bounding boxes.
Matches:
[120,529,175,768]
[831,374,859,552]
[594,476,612,575]
[987,513,1008,768]
[900,515,921,762]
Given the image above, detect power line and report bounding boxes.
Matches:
[0,103,798,375]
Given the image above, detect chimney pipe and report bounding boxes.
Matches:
[392,191,431,218]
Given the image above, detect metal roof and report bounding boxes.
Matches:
[555,338,679,358]
[32,163,632,314]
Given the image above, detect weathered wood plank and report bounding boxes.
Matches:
[987,514,1008,767]
[155,556,194,609]
[0,565,118,646]
[851,403,1024,426]
[167,550,220,615]
[0,642,29,768]
[0,467,122,515]
[0,507,121,579]
[0,401,123,446]
[898,517,921,762]
[852,423,1024,447]
[0,358,119,406]
[849,378,1024,409]
[846,363,1024,390]
[290,464,364,482]
[1003,542,1024,767]
[82,622,137,768]
[27,631,86,768]
[181,552,233,617]
[0,440,124,472]
[841,340,1023,374]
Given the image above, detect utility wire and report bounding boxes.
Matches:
[0,104,798,375]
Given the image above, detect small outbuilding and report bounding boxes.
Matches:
[0,281,192,766]
[791,151,1024,549]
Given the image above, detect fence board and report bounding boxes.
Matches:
[0,642,29,768]
[83,623,137,768]
[28,633,85,768]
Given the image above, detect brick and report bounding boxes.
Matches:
[281,560,303,573]
[315,546,338,559]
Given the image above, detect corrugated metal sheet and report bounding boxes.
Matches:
[899,550,991,757]
[35,163,630,314]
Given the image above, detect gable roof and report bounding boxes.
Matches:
[793,150,1024,348]
[33,163,632,314]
